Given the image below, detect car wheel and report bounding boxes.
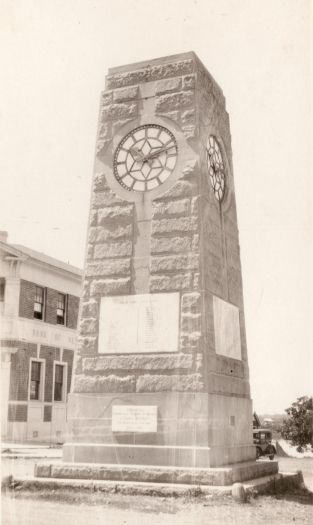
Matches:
[265,444,276,460]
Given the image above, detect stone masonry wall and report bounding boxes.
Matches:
[74,55,212,395]
[196,65,250,390]
[75,53,249,396]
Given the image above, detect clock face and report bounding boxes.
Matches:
[206,136,226,202]
[113,125,178,192]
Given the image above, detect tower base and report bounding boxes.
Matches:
[35,460,279,486]
[62,442,257,469]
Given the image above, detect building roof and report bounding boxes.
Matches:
[10,244,83,277]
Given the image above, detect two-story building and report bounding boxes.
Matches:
[0,231,82,443]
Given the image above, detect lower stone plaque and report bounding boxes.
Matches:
[112,405,158,433]
[98,292,179,354]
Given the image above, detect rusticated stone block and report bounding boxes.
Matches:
[80,317,97,335]
[136,373,204,392]
[191,196,200,215]
[106,59,194,89]
[113,85,139,102]
[94,241,132,259]
[157,111,180,125]
[150,273,192,292]
[86,259,131,277]
[182,74,196,90]
[155,77,182,94]
[89,224,133,243]
[193,273,200,290]
[192,234,199,251]
[34,464,51,477]
[156,91,194,113]
[101,91,113,106]
[100,102,137,121]
[195,353,203,372]
[74,356,83,375]
[180,331,202,351]
[36,461,279,485]
[92,191,124,208]
[86,244,94,262]
[88,228,97,243]
[182,159,199,178]
[112,118,134,135]
[181,109,195,126]
[78,336,97,355]
[93,172,110,192]
[182,125,197,139]
[90,277,130,296]
[97,122,111,140]
[74,374,136,393]
[181,292,201,312]
[151,236,192,254]
[152,217,198,235]
[181,313,201,333]
[83,353,193,373]
[89,210,97,227]
[152,199,190,217]
[82,281,90,300]
[151,254,199,273]
[161,180,194,199]
[81,300,99,318]
[96,139,111,156]
[97,205,133,223]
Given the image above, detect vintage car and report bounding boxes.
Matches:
[253,428,276,460]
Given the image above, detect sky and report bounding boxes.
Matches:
[0,0,312,414]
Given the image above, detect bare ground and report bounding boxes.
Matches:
[2,457,313,525]
[2,485,313,525]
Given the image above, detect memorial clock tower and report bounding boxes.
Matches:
[36,53,278,484]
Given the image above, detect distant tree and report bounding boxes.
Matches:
[281,396,313,452]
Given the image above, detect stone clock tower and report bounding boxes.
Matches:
[36,52,278,484]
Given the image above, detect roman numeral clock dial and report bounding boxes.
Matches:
[113,125,178,192]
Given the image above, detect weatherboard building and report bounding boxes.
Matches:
[0,232,82,443]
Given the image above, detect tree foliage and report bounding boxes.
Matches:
[281,396,313,452]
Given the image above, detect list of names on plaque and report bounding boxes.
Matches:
[98,292,179,354]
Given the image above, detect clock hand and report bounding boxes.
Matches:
[141,144,175,162]
[130,147,144,161]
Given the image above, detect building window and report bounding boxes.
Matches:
[0,278,5,301]
[30,361,42,400]
[54,364,66,401]
[34,286,45,320]
[57,293,66,325]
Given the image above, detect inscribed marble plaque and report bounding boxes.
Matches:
[98,292,179,353]
[112,405,158,433]
[213,296,242,360]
